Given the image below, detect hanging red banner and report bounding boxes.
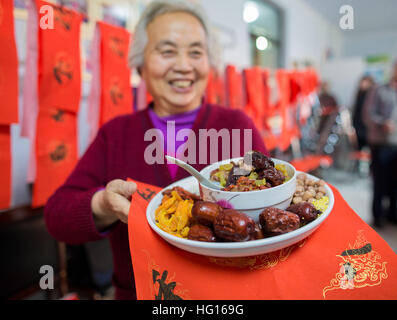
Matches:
[262,69,279,151]
[32,108,78,207]
[205,68,225,105]
[244,67,266,133]
[276,69,292,152]
[205,69,217,104]
[0,0,19,124]
[299,68,320,126]
[36,0,82,113]
[98,21,133,126]
[225,65,243,109]
[88,22,133,140]
[0,125,12,209]
[32,0,82,207]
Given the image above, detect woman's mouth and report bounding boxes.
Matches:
[169,79,194,92]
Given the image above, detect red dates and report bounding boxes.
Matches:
[192,201,223,227]
[286,202,320,224]
[188,224,217,242]
[214,209,256,242]
[259,207,300,236]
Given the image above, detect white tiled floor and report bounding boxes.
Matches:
[319,167,397,253]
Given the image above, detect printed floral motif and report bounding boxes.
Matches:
[322,230,388,298]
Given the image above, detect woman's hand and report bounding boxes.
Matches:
[91,179,137,230]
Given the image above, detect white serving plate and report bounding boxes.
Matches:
[146,172,334,258]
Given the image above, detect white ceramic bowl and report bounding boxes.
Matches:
[146,173,334,257]
[198,157,297,222]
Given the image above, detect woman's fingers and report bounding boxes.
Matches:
[107,179,137,198]
[104,180,137,223]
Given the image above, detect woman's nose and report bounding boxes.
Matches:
[173,53,194,73]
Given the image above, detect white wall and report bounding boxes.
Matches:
[276,0,343,68]
[200,0,251,68]
[343,28,397,59]
[201,0,343,69]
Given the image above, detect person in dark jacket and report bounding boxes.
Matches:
[363,61,397,228]
[44,1,268,299]
[316,81,339,154]
[352,75,375,150]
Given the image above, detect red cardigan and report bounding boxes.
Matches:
[44,103,268,299]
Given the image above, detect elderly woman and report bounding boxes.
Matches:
[45,0,267,299]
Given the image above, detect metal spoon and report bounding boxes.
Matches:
[165,155,221,190]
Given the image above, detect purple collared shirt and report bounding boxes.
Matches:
[148,106,201,179]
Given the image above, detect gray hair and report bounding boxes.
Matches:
[129,0,219,70]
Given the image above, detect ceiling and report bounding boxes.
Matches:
[302,0,397,33]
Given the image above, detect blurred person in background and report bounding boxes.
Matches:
[363,61,397,228]
[44,0,267,299]
[352,75,375,151]
[316,81,339,154]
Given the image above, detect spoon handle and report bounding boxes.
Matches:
[165,155,203,182]
[165,155,220,189]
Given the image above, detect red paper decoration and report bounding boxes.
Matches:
[32,0,82,207]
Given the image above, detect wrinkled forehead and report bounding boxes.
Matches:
[146,12,207,47]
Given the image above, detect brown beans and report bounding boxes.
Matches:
[292,173,327,204]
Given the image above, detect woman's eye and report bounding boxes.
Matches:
[190,51,203,58]
[161,50,176,56]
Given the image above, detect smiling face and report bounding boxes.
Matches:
[140,12,210,116]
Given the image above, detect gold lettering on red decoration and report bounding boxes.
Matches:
[50,109,65,122]
[53,52,74,85]
[49,143,67,162]
[142,249,190,300]
[53,5,74,31]
[109,36,125,58]
[109,77,124,106]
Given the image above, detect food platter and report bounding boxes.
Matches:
[146,172,334,258]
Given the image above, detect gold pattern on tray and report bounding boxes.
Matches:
[322,230,388,298]
[208,239,307,270]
